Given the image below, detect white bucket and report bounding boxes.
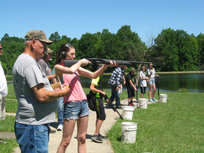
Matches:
[121,122,137,143]
[138,98,148,109]
[160,94,168,103]
[122,107,135,120]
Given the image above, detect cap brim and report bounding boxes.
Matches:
[39,38,53,44]
[47,50,54,53]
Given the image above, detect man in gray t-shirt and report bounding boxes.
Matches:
[12,30,70,153]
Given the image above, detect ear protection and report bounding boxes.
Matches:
[58,43,72,59]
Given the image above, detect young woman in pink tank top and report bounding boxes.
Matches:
[55,43,115,153]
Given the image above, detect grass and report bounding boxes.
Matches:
[0,139,18,153]
[0,116,16,132]
[5,100,18,113]
[107,92,204,153]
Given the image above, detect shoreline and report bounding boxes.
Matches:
[6,71,204,77]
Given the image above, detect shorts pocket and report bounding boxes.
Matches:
[67,102,78,108]
[15,127,30,146]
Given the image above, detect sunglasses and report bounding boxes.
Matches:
[0,48,2,50]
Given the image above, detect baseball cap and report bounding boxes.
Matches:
[47,47,54,53]
[25,30,53,44]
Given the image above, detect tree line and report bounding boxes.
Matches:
[0,25,204,75]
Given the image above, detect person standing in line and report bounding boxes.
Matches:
[90,65,109,143]
[12,30,70,153]
[140,65,148,98]
[0,44,8,144]
[108,65,127,109]
[125,68,137,106]
[55,43,116,153]
[147,63,159,102]
[38,47,57,133]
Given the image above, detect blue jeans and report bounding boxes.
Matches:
[14,122,49,153]
[109,85,121,107]
[57,97,64,126]
[64,100,90,121]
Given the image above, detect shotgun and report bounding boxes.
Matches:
[64,58,151,67]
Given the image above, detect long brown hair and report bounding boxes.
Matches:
[56,43,75,64]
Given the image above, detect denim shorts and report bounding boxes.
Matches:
[64,100,90,121]
[148,79,155,85]
[14,122,49,153]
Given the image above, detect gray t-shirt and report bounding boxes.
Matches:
[140,71,147,87]
[12,54,57,125]
[38,59,52,76]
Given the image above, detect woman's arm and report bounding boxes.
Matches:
[79,61,116,79]
[55,59,91,79]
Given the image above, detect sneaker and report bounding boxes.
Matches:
[50,129,56,133]
[152,98,158,102]
[149,99,154,102]
[99,133,108,139]
[128,103,133,106]
[57,124,63,131]
[0,139,7,144]
[116,105,123,109]
[92,134,103,143]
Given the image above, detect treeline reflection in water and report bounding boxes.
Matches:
[80,73,204,93]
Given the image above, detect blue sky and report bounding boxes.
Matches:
[1,0,203,45]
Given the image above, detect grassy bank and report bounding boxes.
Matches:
[107,92,204,153]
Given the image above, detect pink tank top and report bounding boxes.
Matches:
[63,71,87,103]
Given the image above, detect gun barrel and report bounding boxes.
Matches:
[129,61,151,64]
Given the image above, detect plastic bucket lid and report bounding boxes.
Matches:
[123,107,134,111]
[121,122,137,130]
[160,94,167,98]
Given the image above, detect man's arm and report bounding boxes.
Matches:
[32,83,70,102]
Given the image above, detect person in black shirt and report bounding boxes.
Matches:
[126,68,137,106]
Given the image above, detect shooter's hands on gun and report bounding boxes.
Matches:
[104,60,117,68]
[80,58,91,67]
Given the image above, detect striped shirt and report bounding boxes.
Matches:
[108,66,123,86]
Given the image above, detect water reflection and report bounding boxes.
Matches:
[80,73,204,93]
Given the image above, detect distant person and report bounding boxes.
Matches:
[0,44,8,144]
[38,47,57,133]
[108,65,126,109]
[38,47,56,83]
[147,63,159,102]
[125,68,137,106]
[0,43,8,121]
[12,30,70,153]
[55,43,116,153]
[90,65,109,143]
[140,65,148,98]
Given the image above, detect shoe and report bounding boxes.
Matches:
[57,124,63,131]
[49,127,56,133]
[149,99,154,102]
[92,134,103,143]
[99,133,108,139]
[0,139,7,144]
[152,98,158,102]
[116,105,123,109]
[128,103,133,106]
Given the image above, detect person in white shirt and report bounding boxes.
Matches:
[147,63,159,102]
[0,44,8,121]
[140,66,148,98]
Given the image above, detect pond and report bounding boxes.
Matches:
[6,73,204,93]
[79,73,204,93]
